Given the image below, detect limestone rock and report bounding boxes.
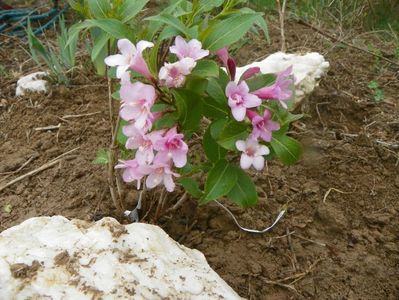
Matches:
[15,72,49,96]
[0,216,242,299]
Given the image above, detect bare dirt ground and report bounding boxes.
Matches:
[1,19,398,299]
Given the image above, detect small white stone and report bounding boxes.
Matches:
[0,216,242,300]
[15,72,49,96]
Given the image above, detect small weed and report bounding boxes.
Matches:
[27,17,78,85]
[367,80,384,102]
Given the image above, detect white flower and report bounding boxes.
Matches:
[236,138,270,171]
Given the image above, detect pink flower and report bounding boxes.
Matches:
[216,47,236,81]
[239,67,260,81]
[119,81,156,129]
[115,159,148,189]
[247,110,280,142]
[154,127,188,168]
[170,36,209,61]
[216,47,229,66]
[104,39,154,79]
[145,156,180,192]
[236,139,270,171]
[253,66,293,109]
[226,81,261,121]
[123,128,164,164]
[158,58,196,88]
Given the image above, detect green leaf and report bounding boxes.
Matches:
[117,119,128,146]
[202,13,259,51]
[153,113,177,130]
[93,149,109,164]
[173,89,203,133]
[216,120,249,150]
[246,73,276,91]
[159,25,180,41]
[227,167,258,208]
[240,7,269,42]
[191,60,220,78]
[91,31,110,62]
[151,103,172,113]
[203,96,229,118]
[178,177,203,198]
[145,13,192,37]
[270,133,303,165]
[206,77,227,105]
[88,0,111,19]
[197,0,224,13]
[185,77,208,95]
[210,118,227,139]
[120,0,148,23]
[203,125,227,162]
[112,90,120,100]
[201,159,237,203]
[68,19,135,46]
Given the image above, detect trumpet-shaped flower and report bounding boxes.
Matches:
[104,39,154,79]
[124,128,164,164]
[247,110,280,142]
[159,57,196,88]
[253,66,293,109]
[236,138,270,171]
[226,81,261,121]
[170,36,209,61]
[145,155,180,192]
[119,81,156,129]
[115,159,148,189]
[154,127,188,168]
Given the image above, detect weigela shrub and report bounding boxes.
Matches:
[99,1,302,208]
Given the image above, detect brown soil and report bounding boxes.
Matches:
[1,20,399,299]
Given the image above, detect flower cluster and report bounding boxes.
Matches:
[105,36,294,193]
[105,36,209,192]
[218,49,293,171]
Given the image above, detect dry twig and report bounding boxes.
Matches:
[0,147,79,193]
[61,111,101,119]
[34,124,61,131]
[276,0,287,52]
[323,187,350,203]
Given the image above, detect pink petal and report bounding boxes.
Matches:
[252,156,265,171]
[240,67,260,81]
[235,140,246,151]
[237,81,250,94]
[163,174,175,192]
[240,154,253,169]
[146,173,162,189]
[116,65,129,78]
[232,106,246,121]
[225,81,238,98]
[136,40,154,53]
[178,57,196,74]
[244,94,261,108]
[104,54,126,67]
[172,151,187,168]
[258,145,270,156]
[259,130,272,142]
[118,39,136,56]
[120,106,137,121]
[131,55,153,80]
[216,47,229,66]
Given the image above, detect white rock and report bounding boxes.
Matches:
[15,72,49,96]
[235,52,330,108]
[0,216,242,300]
